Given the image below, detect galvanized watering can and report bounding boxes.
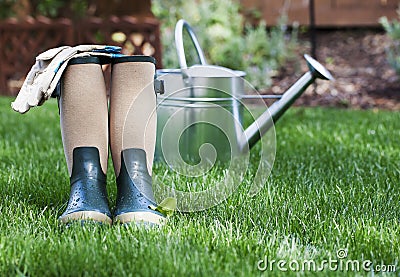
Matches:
[155,19,333,164]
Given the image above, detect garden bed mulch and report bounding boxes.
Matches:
[265,29,400,111]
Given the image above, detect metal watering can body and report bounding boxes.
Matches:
[154,20,333,164]
[155,69,246,163]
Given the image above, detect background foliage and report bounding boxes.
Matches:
[34,0,87,18]
[380,8,400,75]
[0,0,17,18]
[0,0,88,19]
[0,0,298,90]
[152,0,298,90]
[4,1,400,88]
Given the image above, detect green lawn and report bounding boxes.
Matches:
[0,96,399,276]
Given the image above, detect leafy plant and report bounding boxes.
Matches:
[152,0,298,90]
[380,8,400,75]
[0,0,17,19]
[36,0,64,18]
[36,0,88,18]
[0,0,89,19]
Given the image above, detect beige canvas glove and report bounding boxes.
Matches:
[11,46,68,113]
[11,45,121,114]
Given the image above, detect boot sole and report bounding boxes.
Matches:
[114,211,166,226]
[59,211,112,225]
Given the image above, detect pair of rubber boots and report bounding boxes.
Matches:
[58,55,165,226]
[59,147,164,226]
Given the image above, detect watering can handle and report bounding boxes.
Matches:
[175,19,208,70]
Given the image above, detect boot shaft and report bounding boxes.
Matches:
[109,56,157,176]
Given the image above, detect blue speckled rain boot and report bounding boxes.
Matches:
[113,148,165,226]
[58,57,111,225]
[59,147,112,225]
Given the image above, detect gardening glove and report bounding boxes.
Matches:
[11,45,122,114]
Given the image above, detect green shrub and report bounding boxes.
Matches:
[0,0,88,19]
[36,0,88,18]
[152,0,298,90]
[0,0,17,19]
[380,9,400,75]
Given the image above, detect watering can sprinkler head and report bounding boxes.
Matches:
[304,54,334,81]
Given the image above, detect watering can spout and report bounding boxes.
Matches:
[241,54,334,151]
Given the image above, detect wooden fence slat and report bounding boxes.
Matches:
[242,0,398,27]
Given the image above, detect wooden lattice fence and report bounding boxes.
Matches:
[0,16,162,96]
